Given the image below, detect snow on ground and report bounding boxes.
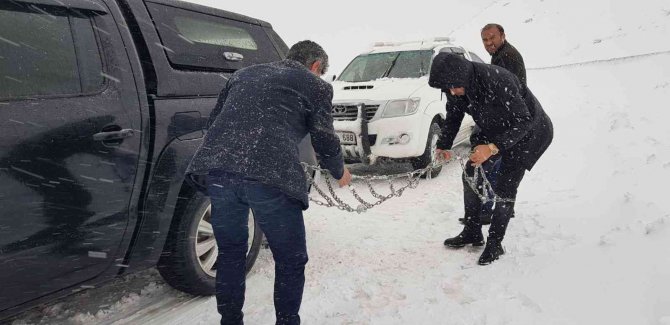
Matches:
[9,1,670,324]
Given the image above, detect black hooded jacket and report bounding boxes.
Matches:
[429,53,553,170]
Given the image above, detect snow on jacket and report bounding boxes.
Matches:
[429,53,553,170]
[186,59,344,208]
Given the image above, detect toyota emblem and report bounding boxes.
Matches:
[332,106,347,114]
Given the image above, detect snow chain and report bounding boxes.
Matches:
[302,155,515,214]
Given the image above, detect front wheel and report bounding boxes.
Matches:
[158,193,263,296]
[411,122,442,178]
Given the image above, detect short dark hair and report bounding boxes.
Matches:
[481,23,505,34]
[286,40,329,74]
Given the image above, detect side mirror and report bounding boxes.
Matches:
[324,74,337,83]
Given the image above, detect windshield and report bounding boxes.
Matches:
[338,50,433,82]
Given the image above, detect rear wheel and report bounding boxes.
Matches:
[411,122,442,178]
[158,193,263,295]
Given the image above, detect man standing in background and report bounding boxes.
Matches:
[481,23,527,86]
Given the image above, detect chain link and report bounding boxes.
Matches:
[302,154,514,213]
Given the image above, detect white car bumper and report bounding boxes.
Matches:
[332,102,428,162]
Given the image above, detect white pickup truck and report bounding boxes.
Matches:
[332,38,482,177]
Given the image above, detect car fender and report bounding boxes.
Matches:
[121,134,203,273]
[417,99,446,144]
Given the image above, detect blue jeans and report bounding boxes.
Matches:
[207,173,308,325]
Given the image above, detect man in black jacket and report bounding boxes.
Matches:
[482,23,526,86]
[187,41,351,325]
[462,23,528,225]
[429,53,553,265]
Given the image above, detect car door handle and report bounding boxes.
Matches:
[93,129,135,141]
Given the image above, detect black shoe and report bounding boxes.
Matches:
[444,228,485,248]
[478,238,505,265]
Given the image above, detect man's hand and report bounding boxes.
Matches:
[469,144,493,166]
[435,149,452,162]
[337,167,352,187]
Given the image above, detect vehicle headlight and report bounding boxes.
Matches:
[381,98,421,118]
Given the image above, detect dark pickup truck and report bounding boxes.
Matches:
[0,0,303,319]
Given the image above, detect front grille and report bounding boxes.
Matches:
[363,105,380,121]
[331,104,358,121]
[332,104,381,121]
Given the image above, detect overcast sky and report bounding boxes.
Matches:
[182,0,498,75]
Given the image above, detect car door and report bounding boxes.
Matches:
[0,0,142,310]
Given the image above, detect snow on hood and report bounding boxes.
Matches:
[332,77,429,101]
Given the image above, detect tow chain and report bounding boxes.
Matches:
[302,155,515,214]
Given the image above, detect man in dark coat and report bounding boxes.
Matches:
[186,40,351,325]
[482,23,526,86]
[429,53,553,265]
[462,23,528,225]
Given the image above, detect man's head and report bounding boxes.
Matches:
[286,40,329,77]
[481,23,506,55]
[428,52,473,96]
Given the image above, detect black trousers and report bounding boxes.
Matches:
[462,157,526,240]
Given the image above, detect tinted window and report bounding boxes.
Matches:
[174,16,258,50]
[146,3,281,72]
[0,4,103,99]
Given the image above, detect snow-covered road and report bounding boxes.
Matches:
[10,52,670,325]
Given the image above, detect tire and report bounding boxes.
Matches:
[411,122,442,178]
[157,193,263,296]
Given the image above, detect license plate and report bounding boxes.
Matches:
[336,132,356,145]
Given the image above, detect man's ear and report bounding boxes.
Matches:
[309,60,322,75]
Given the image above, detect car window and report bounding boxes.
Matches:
[146,3,281,72]
[338,52,397,82]
[339,50,433,82]
[0,4,104,99]
[387,51,433,79]
[174,16,258,50]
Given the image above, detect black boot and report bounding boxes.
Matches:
[478,237,505,265]
[444,227,484,248]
